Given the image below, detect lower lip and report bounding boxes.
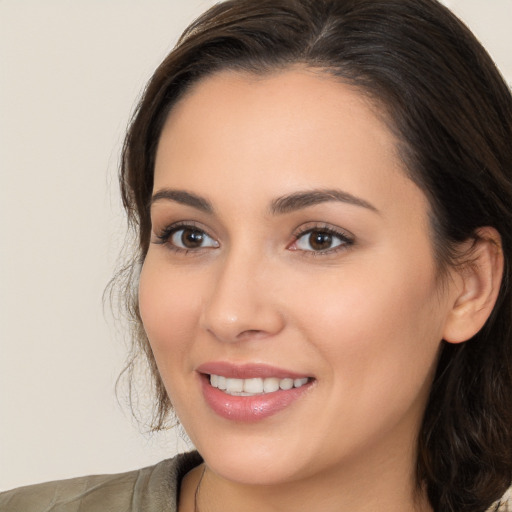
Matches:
[200,374,313,422]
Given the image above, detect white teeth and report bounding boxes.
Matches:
[226,378,243,393]
[280,378,294,390]
[209,375,310,396]
[244,378,263,394]
[263,377,280,393]
[217,376,227,390]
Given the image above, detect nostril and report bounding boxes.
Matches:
[236,329,267,340]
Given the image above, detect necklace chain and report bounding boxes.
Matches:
[194,466,206,512]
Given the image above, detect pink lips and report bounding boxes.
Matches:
[197,362,313,422]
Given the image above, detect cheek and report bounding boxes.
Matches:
[292,255,444,402]
[138,256,201,371]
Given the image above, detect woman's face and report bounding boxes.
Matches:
[139,69,458,485]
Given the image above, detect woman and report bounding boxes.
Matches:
[2,0,512,511]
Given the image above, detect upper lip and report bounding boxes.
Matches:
[196,361,311,380]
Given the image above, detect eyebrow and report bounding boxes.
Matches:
[150,187,378,216]
[150,188,214,213]
[270,189,379,215]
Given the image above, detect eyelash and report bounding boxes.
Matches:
[153,221,218,255]
[152,221,354,256]
[289,223,354,256]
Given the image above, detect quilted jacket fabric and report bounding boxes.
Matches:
[0,451,202,512]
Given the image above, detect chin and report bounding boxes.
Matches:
[199,443,308,485]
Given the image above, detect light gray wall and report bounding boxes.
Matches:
[1,0,511,491]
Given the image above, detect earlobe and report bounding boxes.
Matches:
[443,227,504,344]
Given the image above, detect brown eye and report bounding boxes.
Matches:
[170,227,219,250]
[181,228,205,248]
[308,231,333,251]
[294,228,349,253]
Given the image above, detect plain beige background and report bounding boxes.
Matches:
[1,0,511,492]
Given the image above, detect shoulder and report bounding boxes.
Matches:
[489,488,512,511]
[0,451,202,512]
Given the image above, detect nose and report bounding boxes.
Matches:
[199,249,285,343]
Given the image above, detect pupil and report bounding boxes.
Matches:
[310,231,332,250]
[182,228,204,248]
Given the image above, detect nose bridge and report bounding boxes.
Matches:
[200,243,284,342]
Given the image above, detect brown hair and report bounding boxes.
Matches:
[115,1,512,510]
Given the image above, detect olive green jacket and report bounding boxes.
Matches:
[1,451,511,511]
[0,451,202,512]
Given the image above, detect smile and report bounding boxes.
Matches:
[209,374,310,396]
[197,362,314,422]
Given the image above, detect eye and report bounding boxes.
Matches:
[171,227,218,249]
[153,223,219,252]
[289,226,353,254]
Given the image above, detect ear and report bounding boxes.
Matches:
[443,227,504,344]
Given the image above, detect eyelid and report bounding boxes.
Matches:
[151,221,219,252]
[151,219,353,256]
[288,222,355,255]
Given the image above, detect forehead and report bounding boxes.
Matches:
[154,67,428,223]
[158,67,395,163]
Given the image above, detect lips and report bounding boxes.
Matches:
[197,362,314,422]
[197,361,311,379]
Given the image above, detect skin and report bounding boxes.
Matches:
[138,68,496,512]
